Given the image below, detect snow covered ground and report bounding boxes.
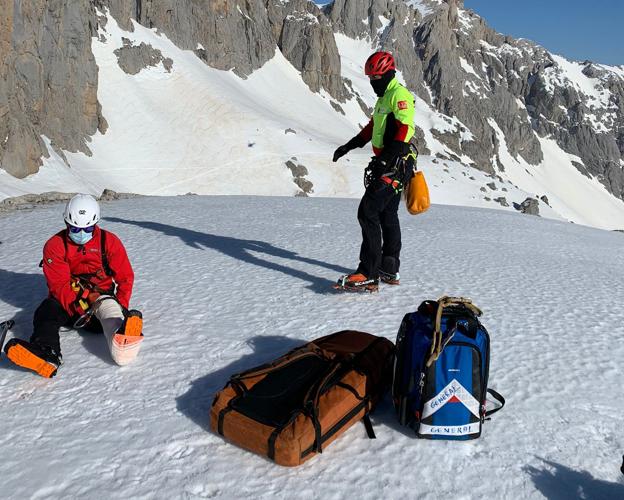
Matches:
[1,196,623,499]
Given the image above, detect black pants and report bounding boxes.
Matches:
[356,181,401,279]
[30,297,102,354]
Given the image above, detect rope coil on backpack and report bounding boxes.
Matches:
[426,296,482,367]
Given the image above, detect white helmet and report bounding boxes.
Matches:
[63,194,100,228]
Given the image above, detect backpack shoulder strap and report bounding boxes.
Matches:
[100,229,113,277]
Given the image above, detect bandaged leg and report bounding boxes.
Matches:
[94,297,143,366]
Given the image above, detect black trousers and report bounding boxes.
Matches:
[356,181,402,279]
[30,297,102,354]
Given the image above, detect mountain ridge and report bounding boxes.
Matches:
[0,0,623,227]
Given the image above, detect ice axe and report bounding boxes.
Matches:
[0,320,15,352]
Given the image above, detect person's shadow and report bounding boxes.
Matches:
[0,268,115,368]
[0,269,47,372]
[105,217,349,294]
[524,458,624,499]
[176,335,305,431]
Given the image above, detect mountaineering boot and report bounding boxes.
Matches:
[379,270,400,285]
[333,273,379,292]
[110,309,143,366]
[4,338,62,378]
[120,309,143,336]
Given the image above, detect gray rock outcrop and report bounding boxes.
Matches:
[0,188,136,213]
[0,0,106,178]
[267,0,347,101]
[514,197,540,215]
[286,158,314,196]
[100,0,348,99]
[100,0,276,78]
[114,38,173,74]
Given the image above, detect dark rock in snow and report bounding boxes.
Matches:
[114,39,173,75]
[516,197,540,215]
[286,161,309,178]
[494,196,509,207]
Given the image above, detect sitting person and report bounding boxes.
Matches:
[4,194,143,378]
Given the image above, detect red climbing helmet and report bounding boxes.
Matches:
[364,51,396,76]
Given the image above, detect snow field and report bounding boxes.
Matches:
[1,196,623,498]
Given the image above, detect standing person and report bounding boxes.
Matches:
[332,51,416,292]
[4,194,143,378]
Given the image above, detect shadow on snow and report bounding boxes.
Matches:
[0,268,115,370]
[524,458,624,500]
[176,335,305,431]
[105,217,348,294]
[0,269,47,372]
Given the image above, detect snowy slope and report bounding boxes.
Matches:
[1,196,624,499]
[1,9,624,231]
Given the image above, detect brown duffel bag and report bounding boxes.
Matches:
[210,330,394,466]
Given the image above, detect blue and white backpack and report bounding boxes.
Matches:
[392,297,505,440]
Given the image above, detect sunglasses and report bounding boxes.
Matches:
[67,224,96,234]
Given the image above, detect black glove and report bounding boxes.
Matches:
[333,144,350,162]
[333,134,368,162]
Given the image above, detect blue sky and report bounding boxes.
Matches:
[463,0,623,65]
[314,1,623,65]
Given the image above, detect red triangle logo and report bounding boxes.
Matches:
[448,395,461,403]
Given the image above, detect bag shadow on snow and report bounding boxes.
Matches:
[105,217,348,294]
[524,458,624,500]
[367,392,420,438]
[176,335,305,431]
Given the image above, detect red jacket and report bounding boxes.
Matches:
[42,226,134,315]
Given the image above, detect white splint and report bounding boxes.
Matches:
[94,297,143,366]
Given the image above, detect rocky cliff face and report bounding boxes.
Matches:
[266,0,346,101]
[0,0,106,178]
[1,0,347,177]
[326,0,624,196]
[99,0,346,99]
[2,0,623,200]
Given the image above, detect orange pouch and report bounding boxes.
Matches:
[405,171,430,215]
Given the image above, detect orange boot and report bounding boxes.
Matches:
[333,273,379,292]
[4,339,62,378]
[120,309,143,336]
[110,310,144,366]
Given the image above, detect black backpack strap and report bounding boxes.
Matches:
[100,229,113,277]
[362,413,376,439]
[485,388,505,418]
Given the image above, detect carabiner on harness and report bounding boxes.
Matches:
[73,295,116,329]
